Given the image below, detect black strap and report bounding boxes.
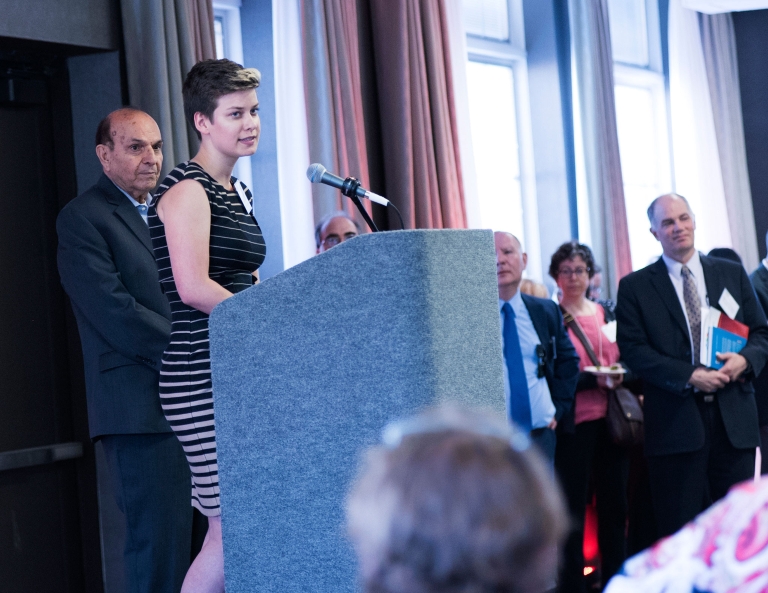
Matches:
[560,305,601,367]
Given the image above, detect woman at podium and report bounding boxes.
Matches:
[148,58,267,593]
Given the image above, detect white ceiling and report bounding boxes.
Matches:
[682,0,768,13]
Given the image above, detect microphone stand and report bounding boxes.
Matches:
[341,177,380,233]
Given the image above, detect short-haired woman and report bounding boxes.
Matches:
[346,405,568,593]
[550,241,631,592]
[148,59,267,593]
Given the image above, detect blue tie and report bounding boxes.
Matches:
[502,302,532,431]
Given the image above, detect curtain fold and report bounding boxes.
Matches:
[668,0,732,254]
[699,12,759,271]
[300,0,371,228]
[368,0,467,229]
[570,0,632,296]
[188,0,217,63]
[120,0,216,177]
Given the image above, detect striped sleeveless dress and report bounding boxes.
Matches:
[148,161,266,516]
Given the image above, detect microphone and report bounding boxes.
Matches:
[306,163,390,206]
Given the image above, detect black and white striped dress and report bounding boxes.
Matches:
[148,161,266,517]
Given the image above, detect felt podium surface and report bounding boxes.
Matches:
[209,229,505,592]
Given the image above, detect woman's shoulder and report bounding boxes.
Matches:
[154,161,212,202]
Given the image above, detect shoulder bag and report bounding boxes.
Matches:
[560,306,643,447]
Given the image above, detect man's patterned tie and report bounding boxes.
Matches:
[681,265,701,364]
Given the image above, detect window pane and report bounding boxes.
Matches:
[607,0,649,67]
[466,61,524,242]
[214,16,225,59]
[615,84,663,268]
[463,0,509,42]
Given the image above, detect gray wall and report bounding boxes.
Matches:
[1,0,120,50]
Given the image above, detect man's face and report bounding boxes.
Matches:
[318,216,358,253]
[494,232,527,294]
[97,112,163,201]
[650,195,696,261]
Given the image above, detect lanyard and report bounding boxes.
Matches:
[234,180,258,223]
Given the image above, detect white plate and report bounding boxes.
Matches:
[584,366,626,375]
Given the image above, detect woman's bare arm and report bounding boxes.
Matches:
[157,179,232,314]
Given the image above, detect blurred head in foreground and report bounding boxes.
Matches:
[346,405,568,593]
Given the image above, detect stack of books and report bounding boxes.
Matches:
[700,309,748,369]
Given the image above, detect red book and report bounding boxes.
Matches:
[717,313,749,339]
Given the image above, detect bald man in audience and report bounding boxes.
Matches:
[495,231,579,462]
[315,211,360,253]
[616,193,768,538]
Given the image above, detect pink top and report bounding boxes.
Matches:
[567,304,621,425]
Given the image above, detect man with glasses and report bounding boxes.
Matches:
[495,231,579,463]
[315,211,360,253]
[616,193,768,538]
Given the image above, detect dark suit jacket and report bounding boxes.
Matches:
[616,254,768,457]
[520,293,580,422]
[749,263,768,426]
[57,174,172,438]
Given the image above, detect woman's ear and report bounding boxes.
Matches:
[194,111,210,136]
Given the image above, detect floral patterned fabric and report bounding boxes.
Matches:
[605,478,768,593]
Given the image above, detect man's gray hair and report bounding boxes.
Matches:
[314,211,361,248]
[647,193,692,227]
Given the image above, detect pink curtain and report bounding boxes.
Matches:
[301,0,371,227]
[188,0,216,63]
[369,0,467,229]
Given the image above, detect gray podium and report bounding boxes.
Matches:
[209,229,506,593]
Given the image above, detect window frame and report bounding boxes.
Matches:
[464,0,543,280]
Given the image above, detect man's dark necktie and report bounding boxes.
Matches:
[502,302,532,431]
[681,265,701,364]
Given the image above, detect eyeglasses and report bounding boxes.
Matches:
[558,267,589,278]
[321,232,358,248]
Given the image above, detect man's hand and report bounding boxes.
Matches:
[716,352,748,382]
[689,367,730,392]
[547,419,557,430]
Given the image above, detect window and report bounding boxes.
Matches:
[463,0,540,274]
[608,0,671,269]
[212,0,252,191]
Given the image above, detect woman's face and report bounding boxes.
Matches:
[556,255,590,300]
[200,88,260,158]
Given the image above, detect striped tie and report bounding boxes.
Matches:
[681,265,701,364]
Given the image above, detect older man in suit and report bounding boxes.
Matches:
[616,193,768,538]
[749,232,768,474]
[57,108,199,593]
[495,231,579,462]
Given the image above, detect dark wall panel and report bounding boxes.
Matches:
[733,10,768,261]
[67,52,123,195]
[0,0,119,50]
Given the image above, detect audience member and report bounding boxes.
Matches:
[616,193,768,539]
[56,108,202,593]
[604,477,768,593]
[587,264,604,302]
[495,231,579,463]
[550,241,631,592]
[707,247,743,265]
[315,211,360,253]
[346,405,568,593]
[520,278,551,299]
[750,235,768,475]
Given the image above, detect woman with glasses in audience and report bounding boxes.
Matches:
[550,242,631,593]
